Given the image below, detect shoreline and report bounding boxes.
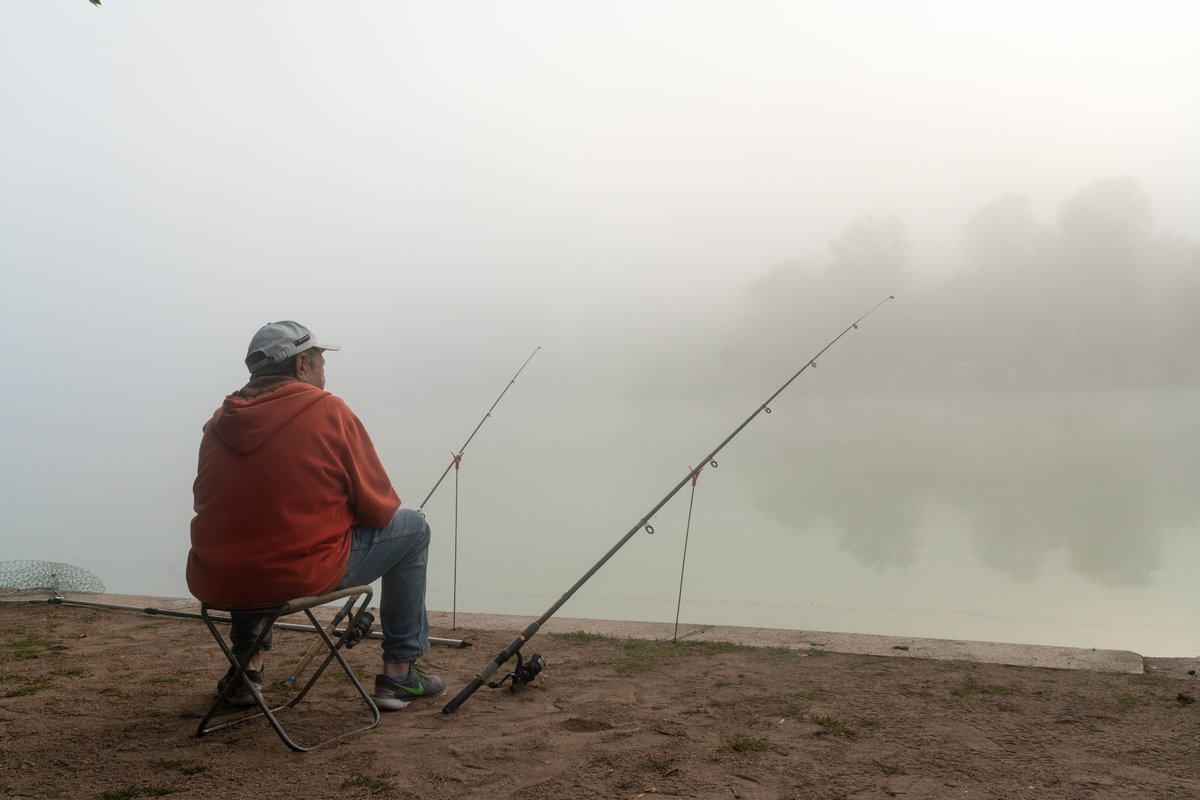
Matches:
[7,593,1199,798]
[19,591,1197,676]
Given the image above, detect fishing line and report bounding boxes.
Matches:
[418,347,540,629]
[673,461,715,642]
[453,452,462,628]
[442,296,894,714]
[417,346,541,512]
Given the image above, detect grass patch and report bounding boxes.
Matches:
[340,774,395,792]
[4,628,55,661]
[766,647,796,658]
[96,787,182,799]
[811,714,856,737]
[640,754,676,773]
[99,686,124,697]
[694,640,749,655]
[1113,692,1143,706]
[951,680,1013,697]
[720,734,771,752]
[853,656,888,668]
[5,676,52,697]
[612,640,677,671]
[805,648,829,657]
[143,676,180,686]
[549,631,611,646]
[638,637,747,661]
[148,760,207,776]
[554,632,765,671]
[98,790,143,800]
[881,762,906,775]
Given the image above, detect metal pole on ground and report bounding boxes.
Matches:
[33,596,470,648]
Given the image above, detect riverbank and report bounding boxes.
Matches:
[2,595,1198,798]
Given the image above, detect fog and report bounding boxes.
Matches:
[3,3,1198,654]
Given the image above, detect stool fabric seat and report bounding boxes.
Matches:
[196,585,380,751]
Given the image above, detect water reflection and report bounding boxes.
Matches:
[751,390,1200,590]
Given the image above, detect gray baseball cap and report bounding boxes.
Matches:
[244,320,341,373]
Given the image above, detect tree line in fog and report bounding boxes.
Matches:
[726,178,1200,393]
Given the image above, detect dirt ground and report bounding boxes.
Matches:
[1,599,1199,800]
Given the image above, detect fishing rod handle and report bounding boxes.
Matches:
[443,627,535,712]
[442,676,485,713]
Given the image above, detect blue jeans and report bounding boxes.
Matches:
[339,507,431,663]
[230,508,431,665]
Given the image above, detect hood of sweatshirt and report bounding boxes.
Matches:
[208,378,329,455]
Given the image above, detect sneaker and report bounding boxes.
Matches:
[372,665,446,711]
[217,665,264,707]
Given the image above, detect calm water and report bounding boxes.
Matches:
[413,389,1200,657]
[12,388,1198,657]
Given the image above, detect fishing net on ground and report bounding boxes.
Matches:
[0,560,106,597]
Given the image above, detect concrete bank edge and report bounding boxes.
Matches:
[13,593,1179,675]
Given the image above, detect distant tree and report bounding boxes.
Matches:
[1048,178,1154,386]
[828,215,911,288]
[940,194,1056,390]
[962,193,1041,271]
[719,216,914,396]
[1059,177,1152,244]
[1143,232,1200,385]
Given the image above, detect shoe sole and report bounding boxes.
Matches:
[218,667,264,708]
[219,684,261,707]
[372,694,415,712]
[225,692,258,707]
[372,683,446,712]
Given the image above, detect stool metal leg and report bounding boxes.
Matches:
[196,587,381,752]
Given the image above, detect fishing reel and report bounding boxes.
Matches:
[488,651,546,692]
[341,611,374,649]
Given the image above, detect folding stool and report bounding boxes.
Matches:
[196,585,380,751]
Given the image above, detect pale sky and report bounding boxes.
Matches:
[2,2,1198,617]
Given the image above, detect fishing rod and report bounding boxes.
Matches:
[34,596,469,648]
[417,346,541,512]
[442,296,894,714]
[417,345,540,629]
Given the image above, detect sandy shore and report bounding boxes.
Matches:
[2,594,1199,799]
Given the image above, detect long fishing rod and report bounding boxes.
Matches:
[442,296,894,714]
[417,345,540,629]
[417,346,541,512]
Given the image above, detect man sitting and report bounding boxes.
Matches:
[187,320,445,711]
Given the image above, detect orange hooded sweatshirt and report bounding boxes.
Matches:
[186,378,400,607]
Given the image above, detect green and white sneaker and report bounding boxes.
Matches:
[372,665,446,711]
